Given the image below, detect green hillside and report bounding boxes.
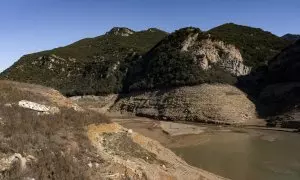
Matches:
[123,27,237,92]
[208,23,290,68]
[1,24,291,96]
[0,28,168,95]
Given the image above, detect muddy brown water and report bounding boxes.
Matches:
[112,116,300,180]
[172,131,300,180]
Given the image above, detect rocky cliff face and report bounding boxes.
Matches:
[112,84,263,125]
[125,27,251,91]
[182,36,251,76]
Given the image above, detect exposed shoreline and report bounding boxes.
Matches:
[109,114,299,149]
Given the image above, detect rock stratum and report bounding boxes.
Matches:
[112,84,264,125]
[0,80,226,180]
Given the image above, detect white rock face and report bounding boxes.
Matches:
[181,33,199,52]
[18,100,60,114]
[181,34,251,76]
[107,27,135,37]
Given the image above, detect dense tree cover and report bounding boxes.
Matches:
[208,23,290,68]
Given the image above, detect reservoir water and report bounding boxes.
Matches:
[172,130,300,180]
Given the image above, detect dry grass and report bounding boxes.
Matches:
[0,81,110,180]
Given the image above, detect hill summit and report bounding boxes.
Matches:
[282,33,300,42]
[106,27,135,36]
[208,23,290,67]
[0,27,168,96]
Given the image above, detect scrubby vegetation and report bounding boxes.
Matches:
[0,81,110,179]
[1,24,291,96]
[0,28,168,96]
[208,23,290,68]
[282,34,300,42]
[122,28,237,91]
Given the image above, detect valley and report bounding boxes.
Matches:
[0,22,299,180]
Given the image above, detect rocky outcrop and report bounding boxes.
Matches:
[160,121,206,136]
[112,84,263,125]
[106,27,135,36]
[18,100,60,114]
[70,94,118,113]
[181,33,251,76]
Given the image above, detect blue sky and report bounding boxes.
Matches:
[1,0,299,72]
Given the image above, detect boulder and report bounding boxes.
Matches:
[18,100,60,114]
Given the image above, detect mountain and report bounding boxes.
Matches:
[123,27,247,91]
[208,23,290,68]
[282,33,300,42]
[0,27,168,96]
[1,23,291,96]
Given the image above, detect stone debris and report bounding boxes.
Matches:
[0,153,36,173]
[160,121,206,136]
[72,104,84,112]
[18,100,60,114]
[3,103,12,108]
[88,162,93,168]
[104,173,120,178]
[23,178,35,180]
[127,129,133,135]
[70,94,118,113]
[0,117,3,126]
